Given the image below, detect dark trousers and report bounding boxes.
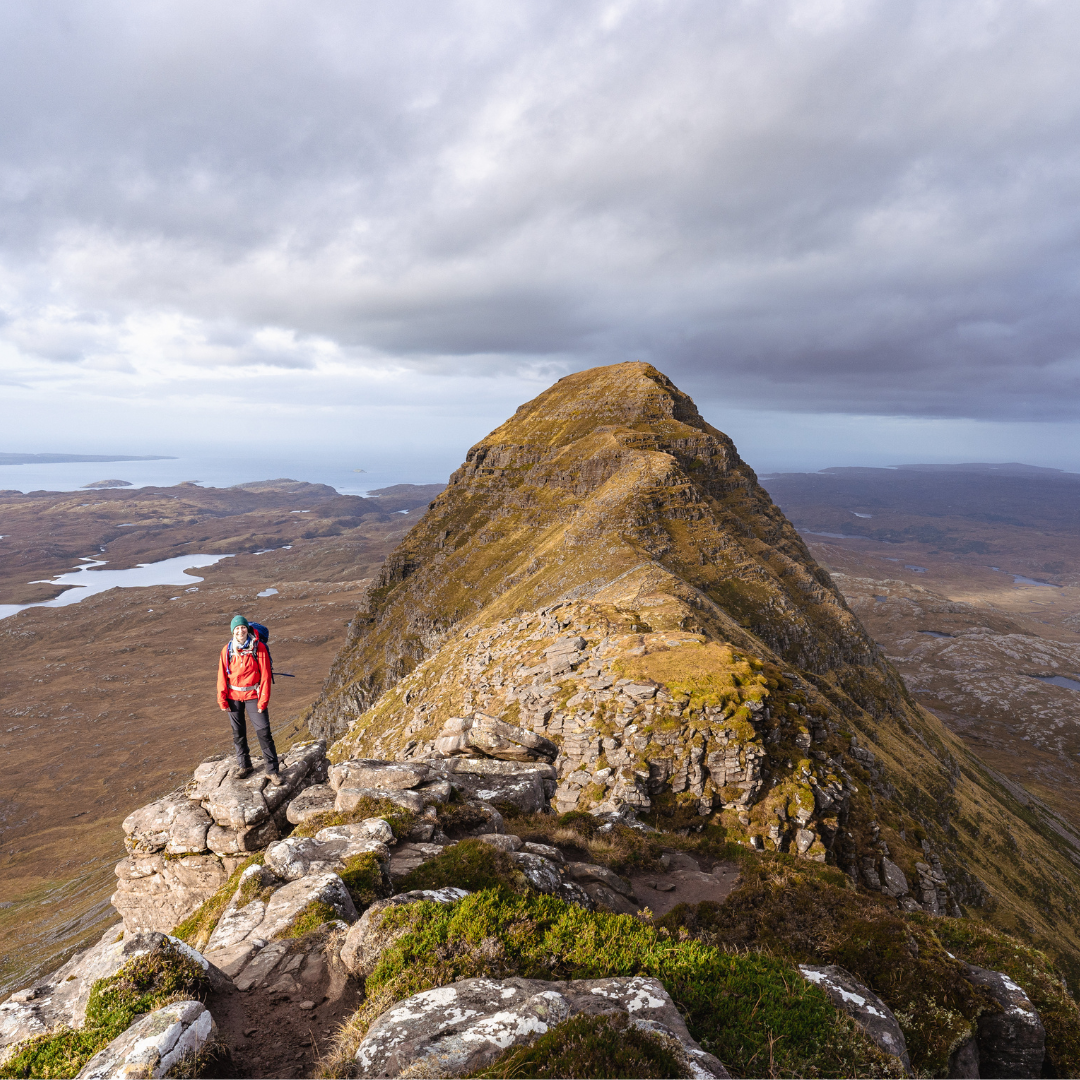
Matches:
[228,699,279,773]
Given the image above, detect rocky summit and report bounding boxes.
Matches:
[4,362,1080,1079]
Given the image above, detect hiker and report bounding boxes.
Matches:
[217,615,283,784]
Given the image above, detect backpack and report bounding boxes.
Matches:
[228,622,293,681]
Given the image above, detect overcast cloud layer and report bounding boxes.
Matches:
[2,1,1080,471]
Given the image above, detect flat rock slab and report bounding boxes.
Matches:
[628,863,741,918]
[336,786,425,814]
[329,760,430,791]
[123,791,212,856]
[286,783,337,824]
[447,771,547,814]
[265,833,390,882]
[76,999,213,1079]
[799,964,911,1072]
[354,975,727,1078]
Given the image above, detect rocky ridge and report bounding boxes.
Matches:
[4,363,1080,1078]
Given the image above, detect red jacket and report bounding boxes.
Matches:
[218,637,272,711]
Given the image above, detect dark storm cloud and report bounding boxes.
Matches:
[2,0,1080,420]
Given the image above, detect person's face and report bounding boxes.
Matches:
[233,624,249,646]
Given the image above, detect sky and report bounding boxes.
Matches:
[2,0,1080,478]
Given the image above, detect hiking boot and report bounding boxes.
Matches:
[267,770,285,786]
[232,765,253,779]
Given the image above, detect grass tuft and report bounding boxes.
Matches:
[339,851,392,909]
[398,839,520,894]
[276,900,339,940]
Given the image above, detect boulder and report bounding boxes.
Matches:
[122,792,212,856]
[475,833,522,852]
[206,869,357,952]
[799,965,910,1072]
[264,832,390,882]
[75,1000,214,1079]
[522,841,565,863]
[353,975,727,1078]
[111,853,239,935]
[339,889,470,976]
[507,852,593,908]
[335,786,424,814]
[566,862,635,899]
[389,842,449,881]
[880,858,911,899]
[964,963,1046,1078]
[433,715,558,763]
[206,818,279,856]
[329,759,430,791]
[445,770,548,814]
[285,782,336,824]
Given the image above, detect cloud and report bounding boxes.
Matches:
[1,0,1080,442]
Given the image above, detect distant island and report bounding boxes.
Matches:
[0,453,177,466]
[82,479,133,489]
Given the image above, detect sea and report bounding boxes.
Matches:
[0,448,456,497]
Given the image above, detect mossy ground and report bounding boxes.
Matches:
[0,941,208,1080]
[654,848,1080,1076]
[326,888,900,1079]
[468,1012,685,1079]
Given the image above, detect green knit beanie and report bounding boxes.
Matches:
[230,615,249,632]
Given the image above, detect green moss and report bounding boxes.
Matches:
[468,1012,685,1078]
[339,851,392,909]
[275,899,339,940]
[355,889,899,1078]
[172,854,263,949]
[0,941,208,1080]
[654,852,1002,1075]
[399,838,521,894]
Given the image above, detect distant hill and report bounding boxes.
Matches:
[0,453,176,465]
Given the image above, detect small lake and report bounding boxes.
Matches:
[1033,675,1080,691]
[0,553,234,622]
[1011,575,1061,588]
[920,630,953,638]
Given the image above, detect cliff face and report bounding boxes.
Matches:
[311,362,1080,969]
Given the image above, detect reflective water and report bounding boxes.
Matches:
[257,588,279,597]
[1011,575,1061,587]
[1033,675,1080,691]
[0,553,234,622]
[920,630,953,638]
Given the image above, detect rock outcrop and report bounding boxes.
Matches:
[112,740,330,934]
[353,975,728,1079]
[75,999,214,1080]
[800,964,911,1073]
